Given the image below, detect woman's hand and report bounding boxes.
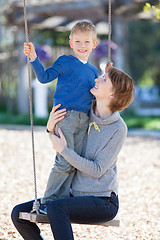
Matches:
[49,128,67,153]
[105,61,113,73]
[47,104,66,132]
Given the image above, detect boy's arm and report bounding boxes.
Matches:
[23,42,61,84]
[30,57,60,84]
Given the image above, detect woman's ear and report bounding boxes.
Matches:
[69,40,73,49]
[110,92,114,98]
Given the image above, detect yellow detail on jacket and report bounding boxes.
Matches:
[88,122,100,135]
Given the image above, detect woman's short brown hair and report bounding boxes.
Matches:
[107,67,135,112]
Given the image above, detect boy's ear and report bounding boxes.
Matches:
[69,40,73,49]
[93,41,98,49]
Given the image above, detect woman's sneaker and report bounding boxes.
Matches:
[39,204,48,215]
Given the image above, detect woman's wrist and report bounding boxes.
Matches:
[60,145,68,154]
[54,145,66,154]
[46,128,54,133]
[49,128,67,153]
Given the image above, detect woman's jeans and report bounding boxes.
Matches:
[11,193,119,240]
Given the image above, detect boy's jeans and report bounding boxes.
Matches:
[41,110,89,204]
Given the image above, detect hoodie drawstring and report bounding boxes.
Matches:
[88,122,100,135]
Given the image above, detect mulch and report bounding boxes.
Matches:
[0,129,160,239]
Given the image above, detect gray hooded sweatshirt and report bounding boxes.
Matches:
[61,103,127,197]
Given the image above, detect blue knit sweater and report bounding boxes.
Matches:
[31,55,98,114]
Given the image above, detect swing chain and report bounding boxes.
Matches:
[23,0,40,213]
[108,0,112,63]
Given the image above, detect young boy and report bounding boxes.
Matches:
[24,21,98,212]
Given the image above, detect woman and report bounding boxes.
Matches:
[11,66,134,240]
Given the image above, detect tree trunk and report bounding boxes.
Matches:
[17,28,29,114]
[112,16,130,73]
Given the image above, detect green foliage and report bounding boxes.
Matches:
[33,30,70,46]
[121,113,160,130]
[1,74,17,98]
[139,69,155,87]
[0,112,48,126]
[128,20,160,88]
[144,1,160,19]
[0,111,160,130]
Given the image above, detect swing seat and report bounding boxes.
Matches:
[19,212,120,227]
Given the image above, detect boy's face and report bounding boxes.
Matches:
[69,31,97,61]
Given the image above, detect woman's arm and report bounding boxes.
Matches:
[49,128,126,178]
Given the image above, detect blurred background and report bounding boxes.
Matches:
[0,0,160,129]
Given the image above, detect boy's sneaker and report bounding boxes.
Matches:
[39,204,48,215]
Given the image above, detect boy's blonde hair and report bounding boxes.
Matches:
[69,21,97,41]
[106,67,135,112]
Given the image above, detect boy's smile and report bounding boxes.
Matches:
[69,31,97,61]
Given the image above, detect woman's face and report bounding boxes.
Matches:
[90,73,114,100]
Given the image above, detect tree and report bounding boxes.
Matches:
[144,1,160,19]
[128,20,160,89]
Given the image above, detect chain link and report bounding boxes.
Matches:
[108,0,112,63]
[23,0,39,213]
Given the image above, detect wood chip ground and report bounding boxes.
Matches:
[0,129,160,239]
